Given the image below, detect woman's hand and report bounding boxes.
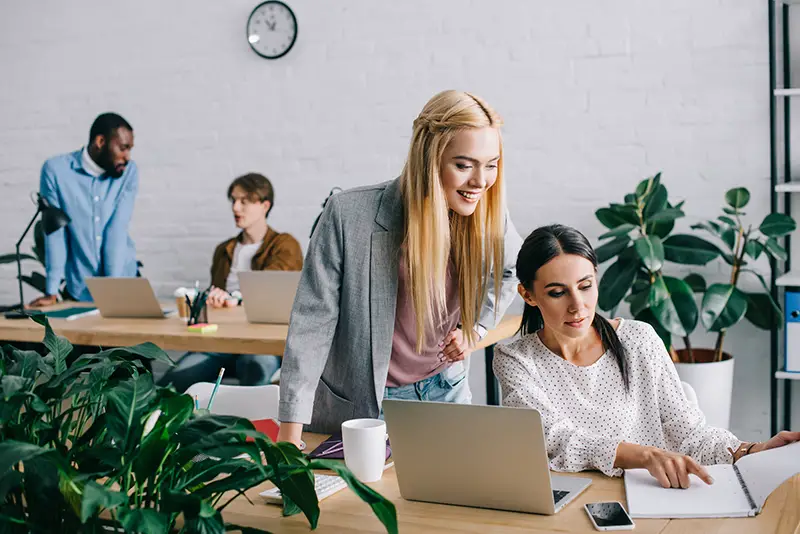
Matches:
[206,287,237,309]
[615,442,713,489]
[439,328,473,363]
[747,430,800,456]
[276,421,304,449]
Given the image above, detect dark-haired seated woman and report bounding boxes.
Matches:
[493,224,800,489]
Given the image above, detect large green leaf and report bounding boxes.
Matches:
[649,275,697,337]
[646,217,676,239]
[760,213,797,237]
[595,236,630,264]
[97,343,175,366]
[309,459,399,534]
[184,507,225,534]
[80,481,128,523]
[634,235,664,272]
[595,208,629,229]
[260,442,319,526]
[721,227,737,251]
[634,308,672,350]
[745,292,782,330]
[29,315,71,374]
[2,376,32,400]
[683,274,706,293]
[0,253,38,265]
[598,254,639,311]
[643,184,668,220]
[635,173,662,198]
[663,234,721,265]
[34,221,46,264]
[20,272,48,294]
[691,221,723,238]
[607,204,640,226]
[764,237,788,261]
[701,284,748,331]
[647,207,684,224]
[725,187,750,209]
[598,224,635,240]
[741,269,783,328]
[745,239,764,260]
[118,508,171,533]
[104,374,158,450]
[629,289,651,317]
[0,441,50,473]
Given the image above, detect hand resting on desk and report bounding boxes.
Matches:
[28,294,58,308]
[206,286,238,309]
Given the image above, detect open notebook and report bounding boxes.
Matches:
[625,441,800,518]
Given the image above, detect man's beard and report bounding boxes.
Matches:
[98,148,125,178]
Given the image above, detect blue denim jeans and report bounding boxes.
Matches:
[382,361,472,412]
[158,352,281,392]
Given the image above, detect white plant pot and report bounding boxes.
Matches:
[674,355,735,430]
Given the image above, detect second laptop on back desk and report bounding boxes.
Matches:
[85,277,170,319]
[238,271,301,325]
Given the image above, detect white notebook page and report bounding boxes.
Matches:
[624,464,752,518]
[737,441,800,511]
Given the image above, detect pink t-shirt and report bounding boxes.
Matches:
[386,254,461,387]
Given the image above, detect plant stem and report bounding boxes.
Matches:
[715,224,748,362]
[715,330,727,363]
[683,336,693,363]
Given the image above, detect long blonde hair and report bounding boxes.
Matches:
[400,90,505,352]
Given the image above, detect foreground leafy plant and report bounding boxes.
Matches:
[0,317,398,534]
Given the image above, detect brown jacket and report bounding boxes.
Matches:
[210,226,303,291]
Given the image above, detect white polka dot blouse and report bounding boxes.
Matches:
[492,318,742,477]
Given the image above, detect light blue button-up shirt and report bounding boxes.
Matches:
[39,148,138,301]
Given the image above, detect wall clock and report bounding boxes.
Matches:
[246,1,298,59]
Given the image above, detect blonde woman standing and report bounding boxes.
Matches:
[277,90,522,444]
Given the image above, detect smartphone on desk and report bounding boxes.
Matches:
[584,502,635,531]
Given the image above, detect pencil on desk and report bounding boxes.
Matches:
[207,367,225,410]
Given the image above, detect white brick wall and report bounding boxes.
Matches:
[0,0,795,436]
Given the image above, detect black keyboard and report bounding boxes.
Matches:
[553,490,569,505]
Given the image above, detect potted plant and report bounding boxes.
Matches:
[594,176,794,428]
[0,316,398,534]
[673,187,794,428]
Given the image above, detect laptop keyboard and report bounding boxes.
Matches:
[553,490,569,505]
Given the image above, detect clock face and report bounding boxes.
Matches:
[246,1,297,59]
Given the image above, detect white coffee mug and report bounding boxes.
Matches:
[341,418,386,483]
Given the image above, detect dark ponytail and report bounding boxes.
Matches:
[516,224,629,390]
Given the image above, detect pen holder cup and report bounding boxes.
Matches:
[188,305,208,326]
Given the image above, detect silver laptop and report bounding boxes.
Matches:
[238,271,302,324]
[382,400,591,515]
[85,277,167,319]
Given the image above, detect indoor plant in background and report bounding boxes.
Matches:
[594,176,794,428]
[673,187,794,428]
[0,316,398,534]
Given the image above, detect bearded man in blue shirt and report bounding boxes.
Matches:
[30,113,138,307]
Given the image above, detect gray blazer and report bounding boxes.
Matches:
[278,178,522,433]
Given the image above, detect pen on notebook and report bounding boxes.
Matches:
[316,443,344,457]
[207,367,225,410]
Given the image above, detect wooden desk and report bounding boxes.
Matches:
[0,305,521,358]
[0,306,289,355]
[222,434,800,534]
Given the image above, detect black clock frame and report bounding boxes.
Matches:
[246,0,298,60]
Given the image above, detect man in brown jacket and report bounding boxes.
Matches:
[160,173,302,391]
